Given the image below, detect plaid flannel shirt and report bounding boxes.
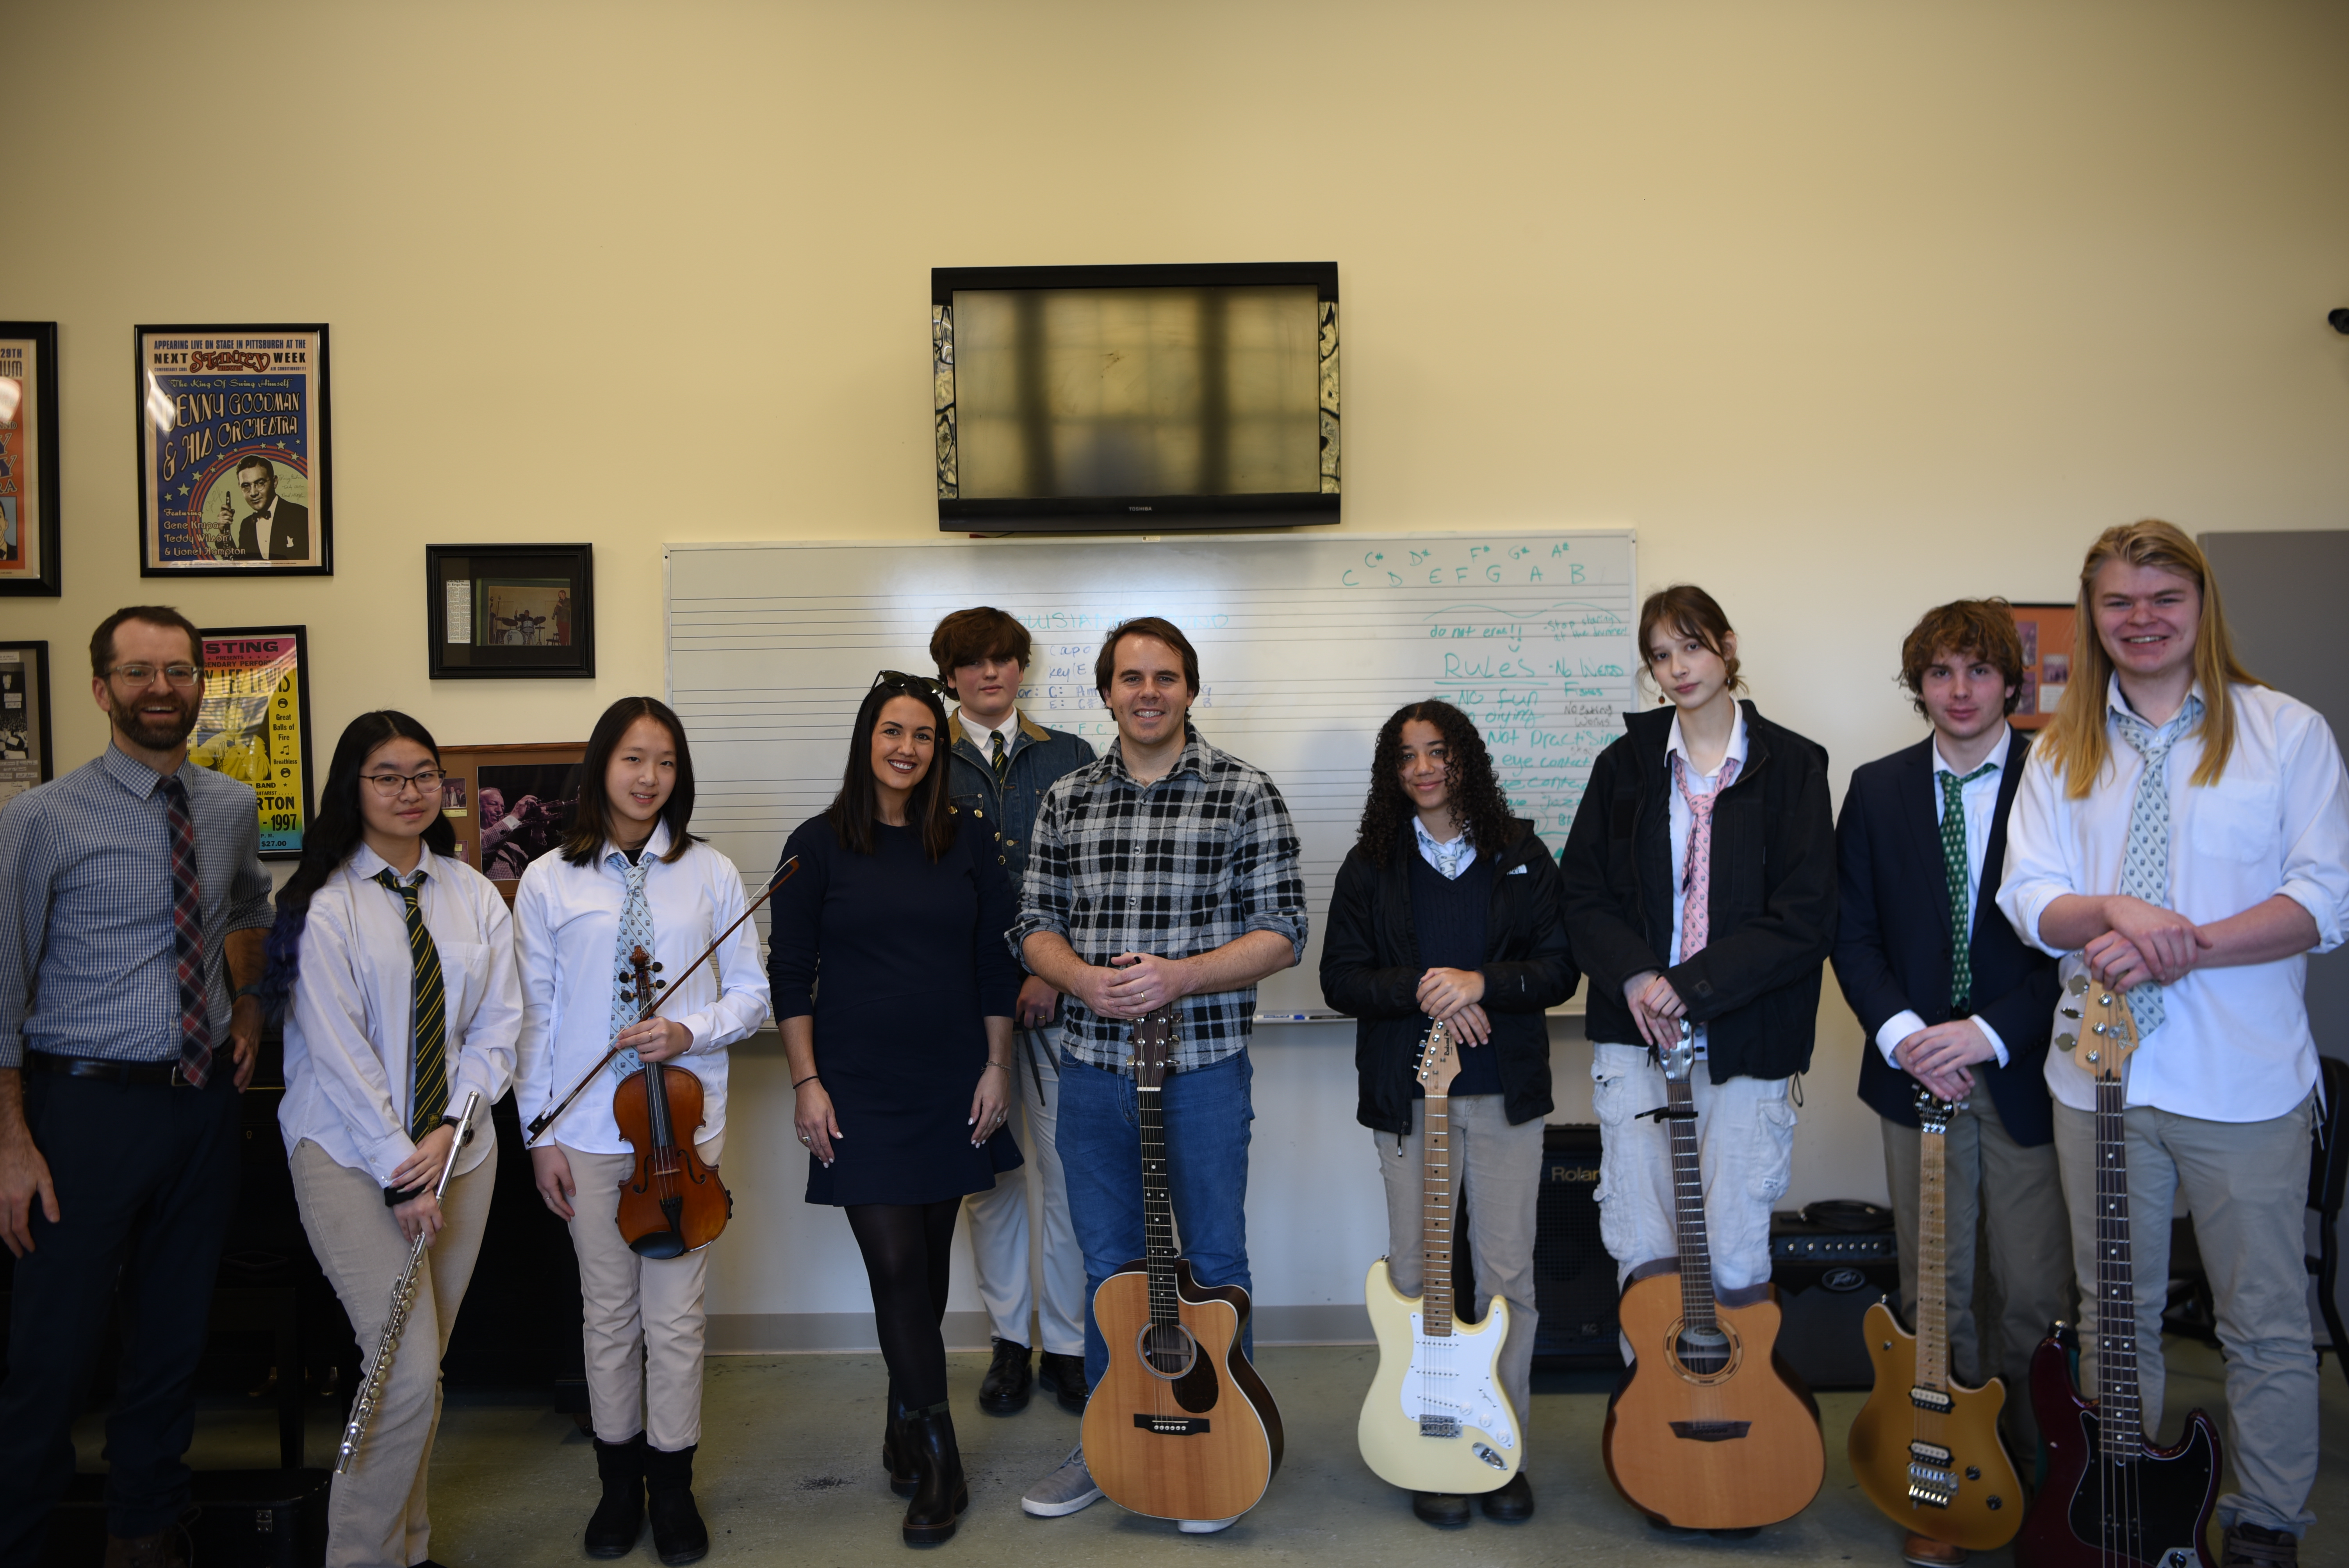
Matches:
[1010,724,1307,1073]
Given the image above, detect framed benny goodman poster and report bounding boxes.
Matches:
[135,323,333,576]
[0,323,62,597]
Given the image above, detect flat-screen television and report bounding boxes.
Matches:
[932,262,1338,533]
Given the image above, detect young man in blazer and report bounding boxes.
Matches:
[1832,600,2067,1563]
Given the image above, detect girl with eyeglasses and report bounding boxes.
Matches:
[767,672,1022,1547]
[515,697,770,1566]
[262,711,521,1568]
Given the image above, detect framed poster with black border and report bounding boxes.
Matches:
[437,740,588,903]
[0,641,53,808]
[2003,601,2077,731]
[136,323,332,576]
[426,543,595,678]
[192,624,316,859]
[0,323,62,596]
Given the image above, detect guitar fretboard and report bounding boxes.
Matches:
[1140,1081,1179,1330]
[1914,1110,1951,1397]
[1666,1078,1717,1334]
[2092,1072,2142,1463]
[1422,1092,1454,1336]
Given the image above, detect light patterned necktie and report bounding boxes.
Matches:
[989,729,1011,782]
[1672,750,1741,960]
[1939,763,1998,1010]
[159,775,214,1087]
[372,869,448,1139]
[608,852,657,1079]
[2108,693,2202,1035]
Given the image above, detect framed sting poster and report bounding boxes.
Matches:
[193,625,315,858]
[0,641,53,807]
[136,324,332,576]
[2005,602,2077,731]
[0,323,62,597]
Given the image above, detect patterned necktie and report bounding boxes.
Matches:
[1939,762,1998,1010]
[372,868,448,1139]
[158,775,213,1087]
[608,852,657,1079]
[2109,693,2202,1035]
[989,729,1011,782]
[1672,750,1741,960]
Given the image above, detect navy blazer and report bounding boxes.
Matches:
[1830,727,2060,1144]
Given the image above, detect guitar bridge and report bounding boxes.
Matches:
[1418,1415,1460,1438]
[1907,1438,1957,1508]
[1132,1415,1210,1436]
[1909,1386,1952,1413]
[1667,1420,1752,1442]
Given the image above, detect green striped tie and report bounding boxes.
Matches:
[990,729,1011,782]
[1939,763,1997,1010]
[375,868,449,1140]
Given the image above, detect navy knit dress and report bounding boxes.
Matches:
[768,810,1023,1206]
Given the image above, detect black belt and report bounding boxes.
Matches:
[25,1052,198,1087]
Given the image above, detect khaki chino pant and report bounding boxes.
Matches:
[962,1033,1086,1357]
[292,1137,497,1568]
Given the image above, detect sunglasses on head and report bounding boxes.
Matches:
[872,669,946,695]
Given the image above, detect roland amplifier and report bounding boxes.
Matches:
[1531,1124,1620,1368]
[1769,1208,1900,1392]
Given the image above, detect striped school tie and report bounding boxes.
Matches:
[159,775,213,1087]
[374,868,449,1138]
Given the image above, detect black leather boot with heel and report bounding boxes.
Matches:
[882,1401,921,1497]
[643,1442,710,1565]
[899,1401,969,1547]
[585,1434,646,1559]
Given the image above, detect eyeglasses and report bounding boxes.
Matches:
[872,670,946,695]
[362,769,447,797]
[110,663,201,688]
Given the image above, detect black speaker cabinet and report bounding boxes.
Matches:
[43,1469,329,1568]
[1532,1124,1620,1368]
[1769,1210,1900,1392]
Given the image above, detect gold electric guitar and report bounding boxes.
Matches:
[1848,1084,2023,1552]
[1357,1020,1521,1493]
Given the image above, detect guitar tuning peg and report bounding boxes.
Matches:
[2059,1006,2081,1019]
[2056,1033,2076,1051]
[2067,975,2090,995]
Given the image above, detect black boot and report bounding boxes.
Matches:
[585,1434,646,1559]
[900,1401,969,1547]
[644,1443,710,1565]
[882,1401,922,1497]
[978,1337,1034,1414]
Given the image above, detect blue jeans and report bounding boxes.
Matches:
[1058,1047,1255,1393]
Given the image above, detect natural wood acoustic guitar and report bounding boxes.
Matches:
[1848,1083,2023,1551]
[1601,1021,1825,1530]
[1081,1009,1285,1523]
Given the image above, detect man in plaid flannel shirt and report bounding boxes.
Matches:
[1010,617,1306,1531]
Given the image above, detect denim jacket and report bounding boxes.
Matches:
[944,708,1096,934]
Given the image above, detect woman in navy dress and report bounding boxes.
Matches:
[769,671,1019,1548]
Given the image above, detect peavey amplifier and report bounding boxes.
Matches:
[43,1469,329,1568]
[1531,1124,1620,1368]
[1770,1208,1900,1392]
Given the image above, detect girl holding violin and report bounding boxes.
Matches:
[768,672,1022,1548]
[265,711,520,1568]
[517,697,770,1567]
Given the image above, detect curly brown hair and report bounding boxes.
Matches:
[1897,599,2026,718]
[1353,700,1517,868]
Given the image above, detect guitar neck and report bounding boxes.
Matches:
[1421,1092,1454,1336]
[1665,1078,1716,1331]
[1139,1077,1180,1331]
[1915,1117,1950,1393]
[2093,1073,2143,1461]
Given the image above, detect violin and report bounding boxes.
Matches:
[611,944,732,1258]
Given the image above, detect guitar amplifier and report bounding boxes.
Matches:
[1769,1208,1900,1392]
[1531,1124,1620,1368]
[42,1469,330,1568]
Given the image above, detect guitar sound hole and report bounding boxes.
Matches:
[1139,1322,1198,1379]
[1675,1325,1731,1376]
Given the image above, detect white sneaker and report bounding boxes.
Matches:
[1178,1517,1239,1534]
[1022,1445,1102,1517]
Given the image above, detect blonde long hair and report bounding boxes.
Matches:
[2042,520,2263,798]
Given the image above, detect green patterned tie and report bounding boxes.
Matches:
[2108,693,2202,1036]
[1939,763,1997,1010]
[375,868,449,1140]
[989,729,1011,782]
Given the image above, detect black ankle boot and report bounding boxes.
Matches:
[643,1443,709,1565]
[585,1434,646,1559]
[900,1402,969,1547]
[882,1401,921,1497]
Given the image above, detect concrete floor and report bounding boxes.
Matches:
[80,1336,2349,1566]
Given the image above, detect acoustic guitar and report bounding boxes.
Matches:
[1081,1009,1285,1523]
[1601,1021,1825,1531]
[1357,1019,1521,1493]
[1848,1084,2022,1551]
[2017,975,2219,1568]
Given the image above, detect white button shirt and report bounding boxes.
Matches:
[1874,725,2014,1069]
[280,843,520,1183]
[513,821,771,1154]
[1998,679,2349,1121]
[1663,703,1749,1059]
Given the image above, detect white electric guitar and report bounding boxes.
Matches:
[1357,1020,1521,1493]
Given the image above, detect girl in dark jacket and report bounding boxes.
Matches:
[1558,585,1836,1314]
[1320,700,1577,1528]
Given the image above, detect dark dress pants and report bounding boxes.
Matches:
[0,1067,241,1564]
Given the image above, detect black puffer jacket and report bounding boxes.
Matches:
[1559,701,1836,1084]
[1321,818,1578,1134]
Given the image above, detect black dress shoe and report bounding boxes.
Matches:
[978,1337,1034,1414]
[1037,1351,1088,1413]
[1481,1470,1534,1522]
[1411,1491,1472,1526]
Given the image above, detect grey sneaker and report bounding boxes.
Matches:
[1178,1516,1238,1534]
[1021,1445,1102,1517]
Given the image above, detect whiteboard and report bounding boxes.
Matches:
[665,530,1637,1017]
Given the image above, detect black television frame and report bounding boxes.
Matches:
[932,262,1339,534]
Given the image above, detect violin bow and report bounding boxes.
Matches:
[525,856,798,1145]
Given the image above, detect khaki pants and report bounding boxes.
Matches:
[1881,1096,2073,1458]
[2053,1095,2318,1537]
[561,1135,723,1453]
[962,1033,1085,1356]
[292,1137,496,1568]
[1373,1096,1546,1434]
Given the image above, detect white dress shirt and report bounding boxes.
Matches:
[514,821,771,1154]
[1874,725,2013,1069]
[1661,703,1749,1059]
[959,707,1019,755]
[1413,816,1478,879]
[1998,679,2349,1121]
[280,843,520,1183]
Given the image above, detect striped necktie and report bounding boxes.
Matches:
[2108,693,2202,1036]
[374,868,449,1139]
[989,729,1010,782]
[158,775,213,1087]
[1939,762,1997,1010]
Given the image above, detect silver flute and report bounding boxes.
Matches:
[335,1089,483,1475]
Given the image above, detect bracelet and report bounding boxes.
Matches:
[792,1073,821,1090]
[233,981,264,1001]
[983,1061,1011,1073]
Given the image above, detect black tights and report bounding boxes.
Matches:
[844,1199,962,1411]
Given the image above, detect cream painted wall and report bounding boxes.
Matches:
[7,2,2346,1328]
